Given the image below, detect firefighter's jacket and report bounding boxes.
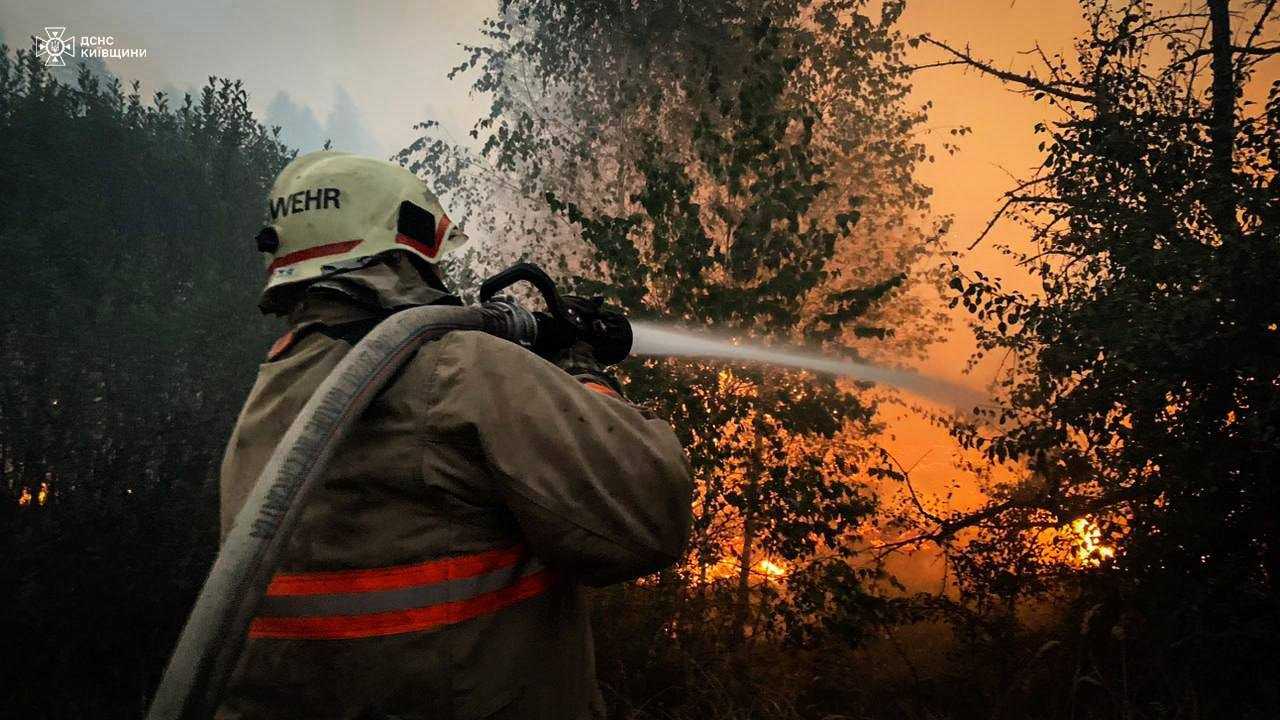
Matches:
[216,264,694,720]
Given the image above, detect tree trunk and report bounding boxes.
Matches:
[733,424,763,645]
[1206,0,1240,241]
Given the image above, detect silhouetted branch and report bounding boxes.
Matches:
[917,35,1096,104]
[880,448,943,526]
[1207,0,1242,241]
[1241,0,1278,60]
[970,198,1016,251]
[1023,43,1070,87]
[1102,11,1209,55]
[905,59,969,72]
[870,499,1023,559]
[1175,43,1280,64]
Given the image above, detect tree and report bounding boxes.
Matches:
[904,1,1279,715]
[0,47,292,718]
[400,1,946,711]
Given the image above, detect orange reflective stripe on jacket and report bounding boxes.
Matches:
[579,379,622,400]
[249,546,553,640]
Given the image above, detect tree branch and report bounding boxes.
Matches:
[917,36,1097,104]
[1241,0,1278,59]
[1174,42,1280,64]
[872,483,1152,560]
[1206,0,1241,241]
[880,448,943,525]
[905,59,970,72]
[871,498,1023,559]
[970,198,1015,251]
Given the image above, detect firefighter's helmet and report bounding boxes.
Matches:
[256,151,469,304]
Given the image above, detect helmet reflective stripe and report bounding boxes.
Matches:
[258,151,469,303]
[266,239,363,273]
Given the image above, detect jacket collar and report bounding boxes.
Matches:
[286,256,460,327]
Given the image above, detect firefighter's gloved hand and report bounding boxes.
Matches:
[555,341,625,399]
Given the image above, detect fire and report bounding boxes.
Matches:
[1069,517,1115,566]
[704,556,790,582]
[16,482,49,507]
[756,559,788,577]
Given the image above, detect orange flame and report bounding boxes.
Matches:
[16,482,49,507]
[704,556,790,582]
[1069,517,1115,566]
[756,559,788,577]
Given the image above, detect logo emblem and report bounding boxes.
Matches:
[36,27,76,67]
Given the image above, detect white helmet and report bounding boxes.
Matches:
[255,151,469,303]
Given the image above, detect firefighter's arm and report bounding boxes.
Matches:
[423,331,694,586]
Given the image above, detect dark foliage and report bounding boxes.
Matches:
[0,48,291,718]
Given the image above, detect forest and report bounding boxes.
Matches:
[2,0,1277,718]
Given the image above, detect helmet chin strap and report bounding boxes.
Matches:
[295,254,459,316]
[265,254,457,318]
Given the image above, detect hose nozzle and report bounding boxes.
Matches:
[479,263,632,365]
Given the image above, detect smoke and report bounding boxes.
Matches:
[324,85,380,157]
[265,85,382,157]
[49,53,113,87]
[265,91,325,151]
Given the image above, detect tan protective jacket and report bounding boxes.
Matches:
[216,262,693,720]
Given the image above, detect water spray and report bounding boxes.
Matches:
[629,322,981,410]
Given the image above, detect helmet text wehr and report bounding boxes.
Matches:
[270,188,341,220]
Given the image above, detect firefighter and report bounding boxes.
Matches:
[217,151,694,719]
